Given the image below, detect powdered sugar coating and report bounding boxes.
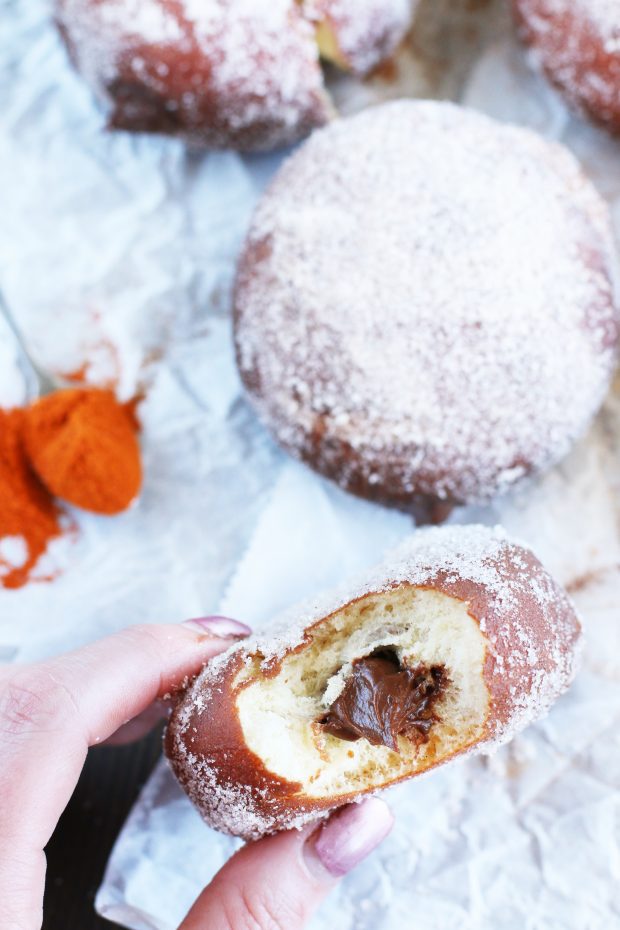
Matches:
[514,0,620,131]
[310,0,415,75]
[56,0,415,150]
[56,0,330,150]
[518,0,620,43]
[234,100,620,510]
[166,525,582,838]
[583,0,620,32]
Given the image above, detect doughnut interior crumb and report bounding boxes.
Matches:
[235,587,489,798]
[315,19,348,69]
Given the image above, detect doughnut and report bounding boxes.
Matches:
[233,100,620,520]
[55,0,416,151]
[313,0,413,76]
[165,525,582,839]
[513,0,620,133]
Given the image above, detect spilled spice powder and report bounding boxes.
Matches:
[0,407,63,589]
[0,386,143,589]
[23,388,142,516]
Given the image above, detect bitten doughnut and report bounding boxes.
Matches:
[165,525,582,839]
[513,0,620,133]
[55,0,416,151]
[234,100,620,520]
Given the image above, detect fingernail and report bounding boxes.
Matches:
[307,798,394,879]
[182,616,251,639]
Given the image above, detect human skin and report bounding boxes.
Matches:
[0,616,393,930]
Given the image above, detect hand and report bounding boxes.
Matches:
[0,618,393,930]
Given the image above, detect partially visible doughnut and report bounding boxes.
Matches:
[55,0,416,151]
[513,0,620,133]
[165,525,582,839]
[314,0,413,75]
[233,100,620,518]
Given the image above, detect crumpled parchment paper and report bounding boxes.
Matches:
[1,0,619,927]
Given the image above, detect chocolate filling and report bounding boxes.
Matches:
[319,650,448,752]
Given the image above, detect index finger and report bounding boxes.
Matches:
[0,616,249,929]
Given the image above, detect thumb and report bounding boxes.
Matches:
[179,798,393,930]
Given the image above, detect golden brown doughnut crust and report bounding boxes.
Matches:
[56,0,332,151]
[165,526,581,839]
[55,0,415,150]
[513,0,620,133]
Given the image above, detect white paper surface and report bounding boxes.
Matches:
[1,0,619,927]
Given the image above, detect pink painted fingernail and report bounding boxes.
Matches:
[308,798,394,878]
[182,616,251,639]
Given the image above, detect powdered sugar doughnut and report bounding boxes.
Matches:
[313,0,413,76]
[513,0,620,133]
[234,100,620,519]
[55,0,416,151]
[165,525,582,839]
